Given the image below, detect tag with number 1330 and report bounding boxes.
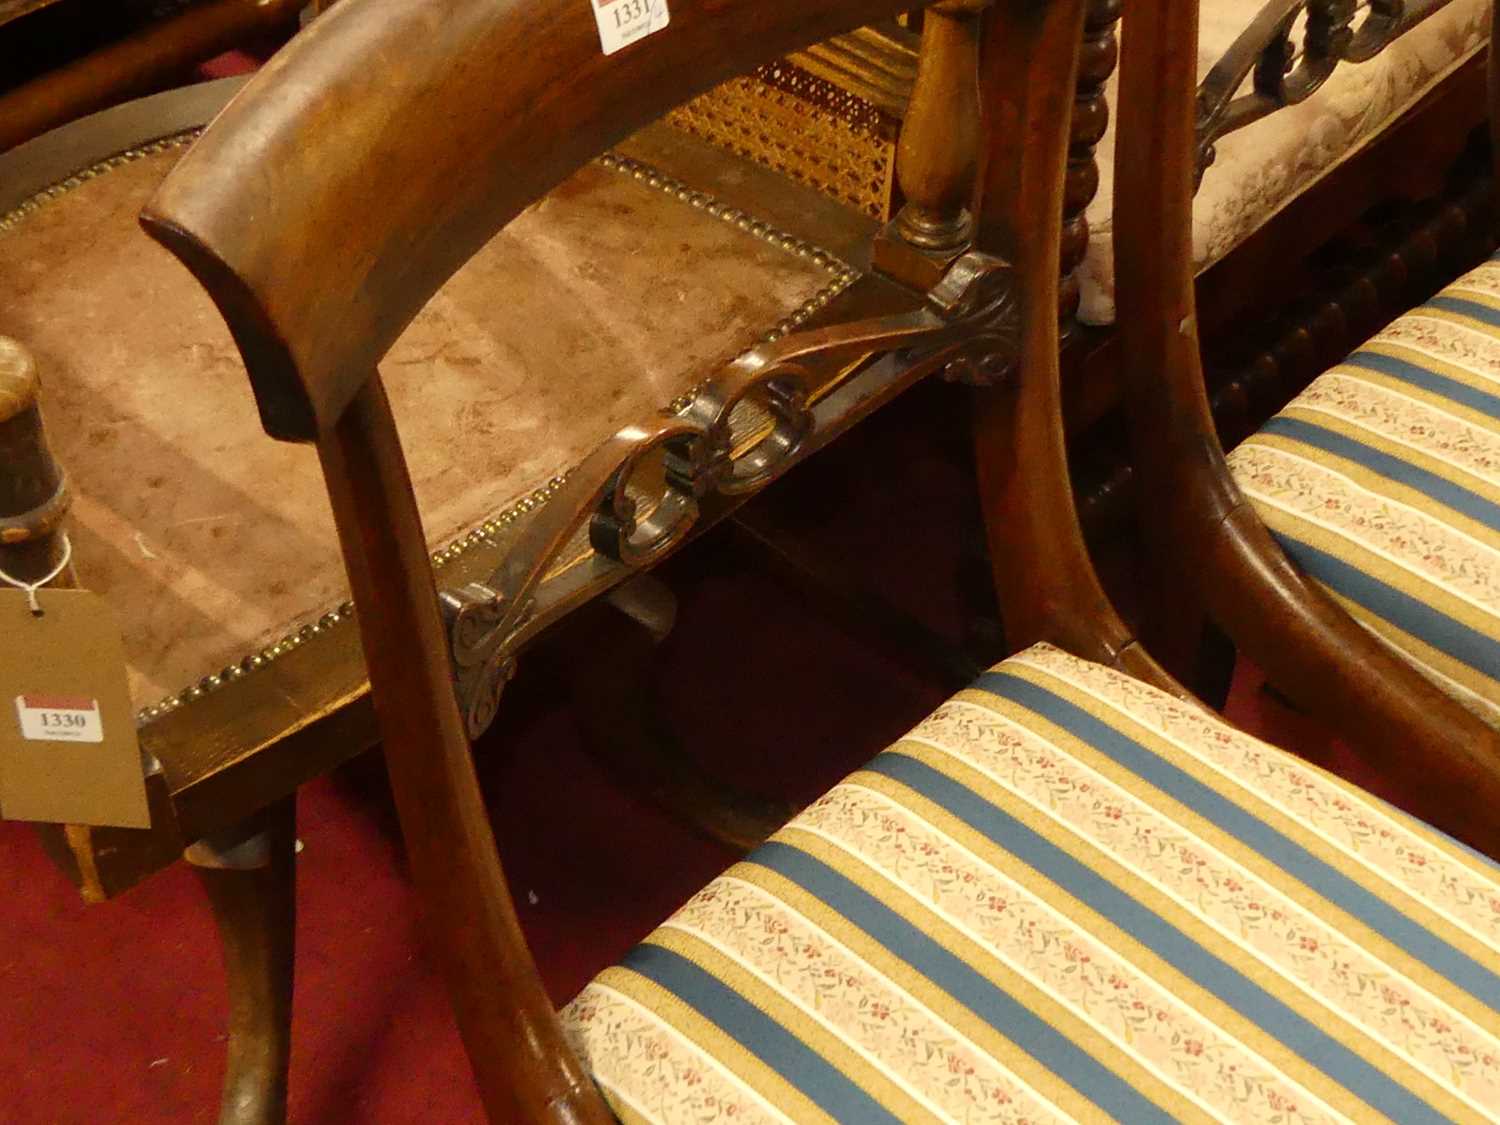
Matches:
[0,588,149,829]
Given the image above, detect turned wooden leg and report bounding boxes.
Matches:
[185,795,297,1125]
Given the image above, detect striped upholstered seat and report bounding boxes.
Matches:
[561,644,1500,1122]
[1228,255,1500,722]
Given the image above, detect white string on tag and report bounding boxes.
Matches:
[0,532,72,616]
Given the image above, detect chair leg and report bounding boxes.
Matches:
[185,794,297,1125]
[542,576,798,851]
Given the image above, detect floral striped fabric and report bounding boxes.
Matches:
[561,644,1500,1123]
[1228,254,1500,722]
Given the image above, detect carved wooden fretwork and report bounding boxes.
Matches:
[441,251,1016,737]
[1195,0,1453,177]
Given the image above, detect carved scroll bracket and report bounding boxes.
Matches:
[441,251,1015,737]
[925,250,1019,386]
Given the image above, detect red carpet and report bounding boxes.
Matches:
[0,383,1365,1123]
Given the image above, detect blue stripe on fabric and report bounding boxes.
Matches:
[1344,350,1500,421]
[975,672,1500,1011]
[1273,535,1500,680]
[1260,415,1500,533]
[747,840,1174,1124]
[1426,294,1500,329]
[863,749,1453,1125]
[621,943,904,1124]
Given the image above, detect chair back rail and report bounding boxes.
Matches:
[141,0,917,444]
[1114,0,1500,857]
[142,0,1051,1118]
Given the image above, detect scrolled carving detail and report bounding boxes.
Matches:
[441,414,704,739]
[440,584,523,737]
[588,423,705,566]
[440,249,1017,737]
[673,355,817,497]
[939,323,1019,387]
[1197,0,1410,177]
[924,251,1019,387]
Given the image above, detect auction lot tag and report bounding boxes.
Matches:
[0,588,149,829]
[16,693,103,742]
[591,0,669,55]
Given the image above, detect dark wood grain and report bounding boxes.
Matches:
[0,0,59,25]
[315,379,609,1122]
[143,0,919,442]
[1491,0,1500,178]
[1078,172,1497,539]
[186,797,298,1125]
[0,338,69,586]
[971,0,1179,696]
[890,1,985,256]
[1058,0,1118,320]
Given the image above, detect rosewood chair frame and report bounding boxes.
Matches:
[1113,0,1500,859]
[1065,0,1491,506]
[2,4,1480,1120]
[139,0,1176,1116]
[0,1,1484,1120]
[748,0,1491,674]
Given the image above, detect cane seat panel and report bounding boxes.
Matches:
[0,142,838,708]
[1078,0,1490,325]
[563,643,1500,1123]
[1230,254,1500,723]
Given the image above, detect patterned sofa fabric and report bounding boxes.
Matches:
[563,644,1500,1123]
[1079,0,1491,326]
[1231,253,1500,722]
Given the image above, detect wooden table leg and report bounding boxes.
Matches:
[185,795,297,1125]
[542,576,799,851]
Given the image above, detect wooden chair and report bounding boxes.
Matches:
[0,0,1081,1118]
[1115,0,1500,847]
[146,0,1500,1119]
[684,2,1497,665]
[1060,0,1500,568]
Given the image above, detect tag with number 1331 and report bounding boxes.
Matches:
[591,0,669,56]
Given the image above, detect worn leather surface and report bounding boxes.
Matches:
[0,148,832,706]
[1082,0,1490,325]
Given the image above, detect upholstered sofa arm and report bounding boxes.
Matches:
[1197,0,1464,176]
